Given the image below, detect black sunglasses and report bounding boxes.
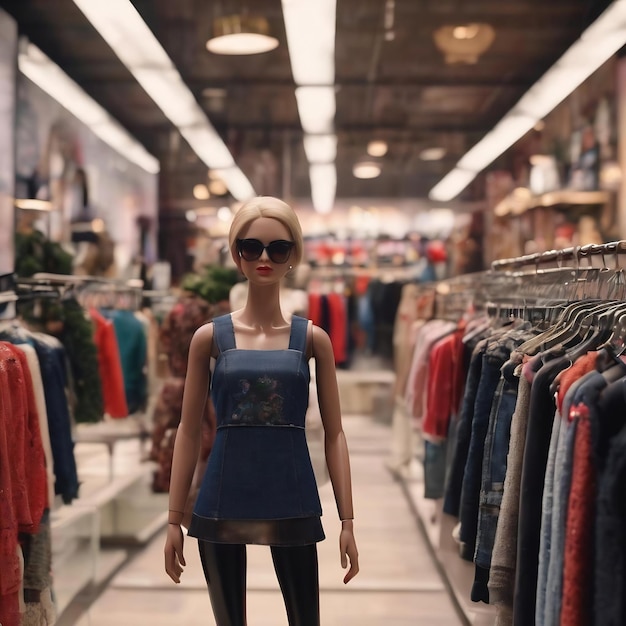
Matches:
[236,238,295,264]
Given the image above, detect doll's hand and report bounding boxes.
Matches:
[164,524,186,583]
[339,521,359,584]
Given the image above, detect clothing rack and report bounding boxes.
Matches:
[488,241,626,304]
[490,240,626,272]
[25,273,145,310]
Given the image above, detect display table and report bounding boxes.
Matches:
[52,425,167,618]
[74,415,150,480]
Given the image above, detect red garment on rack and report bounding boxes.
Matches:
[422,324,466,440]
[556,352,598,415]
[327,292,347,365]
[0,342,47,626]
[308,293,322,328]
[561,401,595,626]
[90,308,129,418]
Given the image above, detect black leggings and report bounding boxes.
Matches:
[198,541,320,626]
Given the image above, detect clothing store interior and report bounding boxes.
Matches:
[2,0,626,625]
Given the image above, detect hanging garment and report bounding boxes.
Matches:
[459,328,534,566]
[0,342,47,626]
[59,297,104,423]
[30,333,79,503]
[488,367,532,617]
[594,420,626,626]
[326,291,348,366]
[537,352,598,626]
[513,351,570,626]
[101,308,147,414]
[0,325,80,503]
[472,352,523,603]
[14,344,56,509]
[90,308,128,418]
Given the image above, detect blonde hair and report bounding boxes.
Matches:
[229,196,304,266]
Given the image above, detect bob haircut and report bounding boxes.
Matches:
[229,196,304,266]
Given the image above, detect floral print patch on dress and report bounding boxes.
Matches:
[231,376,286,425]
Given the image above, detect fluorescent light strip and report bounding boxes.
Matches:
[429,0,626,202]
[282,0,337,213]
[214,167,256,202]
[309,164,336,214]
[303,134,337,163]
[295,87,336,134]
[19,43,159,174]
[281,0,336,85]
[72,0,255,201]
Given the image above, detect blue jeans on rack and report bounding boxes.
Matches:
[443,339,488,517]
[459,330,530,563]
[474,355,521,569]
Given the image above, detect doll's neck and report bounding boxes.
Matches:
[239,284,288,330]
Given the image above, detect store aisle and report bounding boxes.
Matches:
[63,415,463,626]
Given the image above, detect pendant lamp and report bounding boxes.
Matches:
[206,14,279,55]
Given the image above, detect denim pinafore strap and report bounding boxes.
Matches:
[212,313,308,354]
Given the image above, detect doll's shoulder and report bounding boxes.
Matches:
[190,320,218,358]
[309,323,333,359]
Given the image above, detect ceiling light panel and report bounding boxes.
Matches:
[309,164,336,214]
[19,43,159,174]
[132,68,206,128]
[72,0,254,198]
[295,86,336,135]
[282,0,337,213]
[429,0,626,201]
[429,169,478,202]
[281,0,336,85]
[303,134,337,163]
[180,125,235,170]
[458,114,536,173]
[73,0,172,68]
[213,167,256,202]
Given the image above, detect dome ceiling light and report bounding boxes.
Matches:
[353,161,381,179]
[206,15,279,55]
[433,22,495,64]
[420,147,446,161]
[367,140,388,157]
[193,184,210,200]
[209,172,228,196]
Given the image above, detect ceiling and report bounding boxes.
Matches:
[0,0,614,214]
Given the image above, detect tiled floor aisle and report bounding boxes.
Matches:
[63,415,464,625]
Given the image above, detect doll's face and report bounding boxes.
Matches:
[234,217,294,285]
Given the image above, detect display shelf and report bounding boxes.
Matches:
[51,504,99,616]
[74,415,149,480]
[51,437,168,617]
[53,544,127,617]
[74,463,168,545]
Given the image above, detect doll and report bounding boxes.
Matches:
[164,196,359,625]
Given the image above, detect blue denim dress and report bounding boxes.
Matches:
[188,314,325,546]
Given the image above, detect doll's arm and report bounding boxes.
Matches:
[312,324,360,583]
[164,323,213,583]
